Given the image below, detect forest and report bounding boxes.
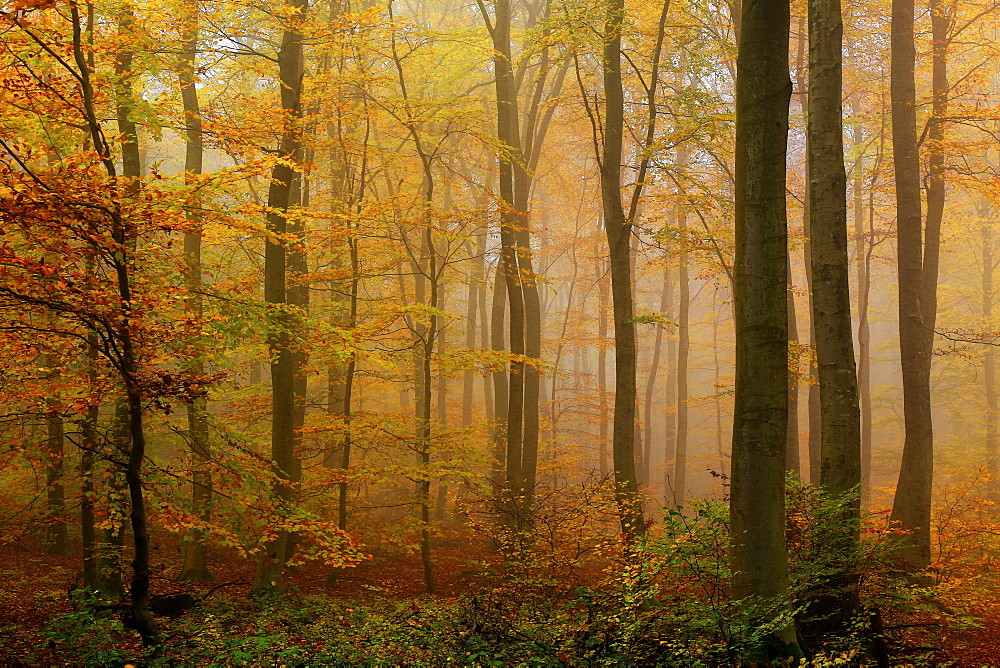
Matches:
[1,0,999,663]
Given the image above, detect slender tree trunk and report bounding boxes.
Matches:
[853,118,873,506]
[674,150,691,507]
[436,287,450,517]
[712,290,727,477]
[73,3,159,642]
[44,379,70,555]
[984,215,998,484]
[597,248,610,476]
[515,187,542,510]
[550,246,579,482]
[730,0,799,652]
[664,300,678,497]
[416,208,439,594]
[787,16,806,480]
[601,0,645,538]
[337,233,359,533]
[80,401,99,591]
[787,264,801,476]
[463,242,479,431]
[78,1,100,596]
[176,0,214,583]
[490,254,508,486]
[644,264,671,495]
[794,18,822,485]
[888,0,946,571]
[252,0,307,595]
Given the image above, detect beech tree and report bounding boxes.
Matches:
[252,0,308,596]
[729,0,800,654]
[808,0,862,628]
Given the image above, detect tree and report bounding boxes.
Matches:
[176,0,215,584]
[888,0,947,572]
[729,0,800,654]
[252,0,309,596]
[598,0,642,538]
[807,0,862,627]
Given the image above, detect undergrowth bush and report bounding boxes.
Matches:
[37,477,984,666]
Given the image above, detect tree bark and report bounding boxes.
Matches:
[644,264,671,496]
[597,247,610,476]
[252,0,307,595]
[72,2,159,642]
[730,0,799,651]
[176,0,215,583]
[853,117,873,506]
[601,0,645,538]
[888,0,947,571]
[44,384,70,555]
[808,0,862,627]
[984,211,998,484]
[674,150,690,507]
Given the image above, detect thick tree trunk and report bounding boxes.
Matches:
[730,0,799,652]
[809,0,861,497]
[808,0,862,628]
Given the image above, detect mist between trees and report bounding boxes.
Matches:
[0,0,998,663]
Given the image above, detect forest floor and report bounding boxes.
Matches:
[0,528,998,666]
[0,526,512,665]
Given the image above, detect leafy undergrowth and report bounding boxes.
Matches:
[3,486,1000,666]
[0,541,994,665]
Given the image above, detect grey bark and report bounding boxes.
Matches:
[730,0,799,650]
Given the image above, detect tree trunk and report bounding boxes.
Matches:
[888,0,947,571]
[436,287,450,517]
[490,252,508,487]
[44,397,70,555]
[712,290,727,477]
[252,0,307,595]
[787,265,801,476]
[674,150,690,507]
[601,0,644,538]
[786,15,806,480]
[597,248,610,476]
[853,118,873,506]
[176,0,214,583]
[808,0,862,628]
[984,213,998,483]
[730,0,799,652]
[79,398,100,591]
[644,264,671,496]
